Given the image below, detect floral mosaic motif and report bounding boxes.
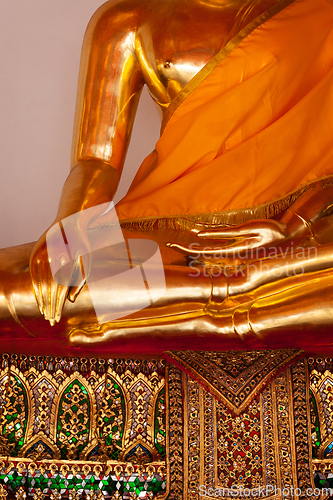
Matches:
[309,357,333,490]
[187,379,200,500]
[287,357,333,493]
[94,376,125,461]
[203,390,215,490]
[166,366,183,500]
[129,382,151,442]
[3,351,331,498]
[310,389,321,457]
[319,377,333,448]
[0,373,28,456]
[309,359,333,460]
[216,396,263,489]
[274,371,295,495]
[168,357,315,499]
[261,388,276,487]
[0,354,166,499]
[56,380,90,460]
[154,387,166,459]
[32,378,56,436]
[291,360,312,496]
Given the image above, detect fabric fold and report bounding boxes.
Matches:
[115,0,333,229]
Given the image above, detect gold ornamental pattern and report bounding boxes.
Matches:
[167,355,315,499]
[0,355,167,499]
[166,349,303,413]
[1,352,333,498]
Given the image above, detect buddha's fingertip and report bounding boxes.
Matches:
[67,293,76,303]
[68,286,82,303]
[56,310,64,324]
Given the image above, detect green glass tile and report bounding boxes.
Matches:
[148,480,163,494]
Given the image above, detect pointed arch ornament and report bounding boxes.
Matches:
[0,366,34,456]
[51,372,96,461]
[91,371,129,462]
[0,354,167,498]
[310,366,333,460]
[2,351,333,498]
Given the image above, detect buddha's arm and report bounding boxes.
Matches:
[30,1,145,325]
[60,0,146,218]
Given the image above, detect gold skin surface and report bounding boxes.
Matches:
[1,0,333,353]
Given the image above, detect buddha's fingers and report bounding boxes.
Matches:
[39,260,51,322]
[36,260,66,326]
[197,226,260,240]
[197,220,287,247]
[166,242,237,256]
[54,285,69,324]
[68,255,88,303]
[166,238,263,256]
[198,229,259,239]
[48,278,59,325]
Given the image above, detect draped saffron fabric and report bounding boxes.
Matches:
[116,0,333,227]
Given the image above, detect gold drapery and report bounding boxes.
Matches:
[113,0,333,230]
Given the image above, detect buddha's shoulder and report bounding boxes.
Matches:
[87,0,173,29]
[87,0,278,29]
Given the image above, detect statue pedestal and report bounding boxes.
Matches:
[0,351,331,499]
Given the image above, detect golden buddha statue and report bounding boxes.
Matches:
[1,0,333,356]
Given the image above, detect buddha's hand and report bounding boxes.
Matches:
[30,220,90,326]
[166,219,289,259]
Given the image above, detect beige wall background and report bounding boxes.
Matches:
[0,0,160,249]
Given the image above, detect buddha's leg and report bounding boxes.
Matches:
[231,268,333,352]
[69,265,333,353]
[69,242,333,353]
[208,242,333,351]
[2,233,333,354]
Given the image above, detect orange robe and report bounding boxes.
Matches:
[116,0,333,229]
